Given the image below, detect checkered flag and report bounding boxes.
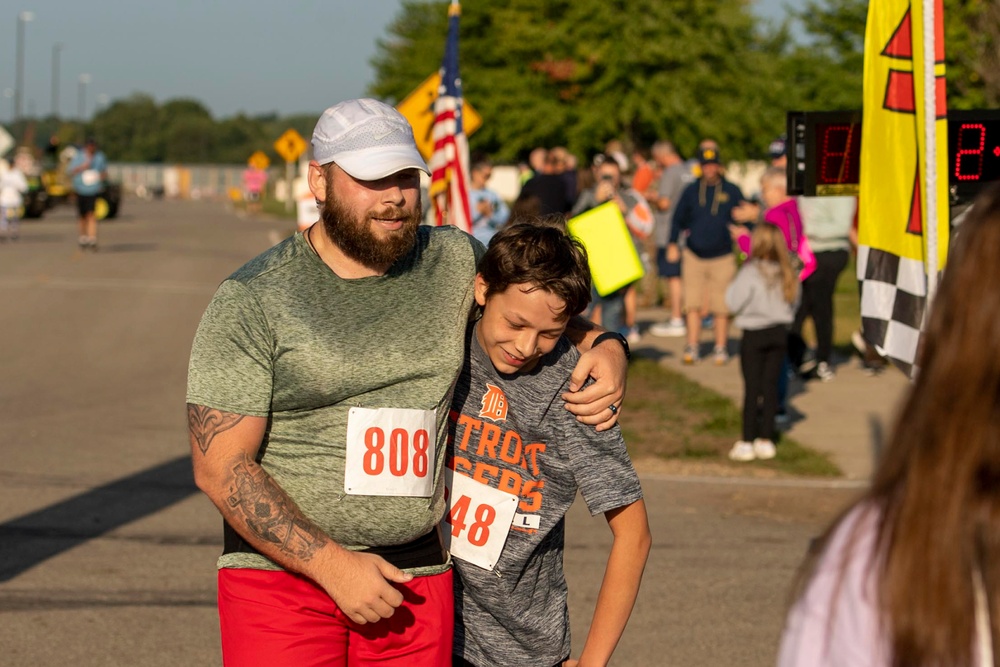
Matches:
[857,246,930,377]
[856,0,949,378]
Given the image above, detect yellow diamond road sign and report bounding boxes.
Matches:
[274,129,308,163]
[248,150,270,170]
[396,72,482,160]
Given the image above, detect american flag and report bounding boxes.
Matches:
[428,0,472,233]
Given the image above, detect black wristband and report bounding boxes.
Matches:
[592,331,631,361]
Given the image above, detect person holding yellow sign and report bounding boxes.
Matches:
[571,153,654,342]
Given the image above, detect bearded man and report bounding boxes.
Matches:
[186,99,630,667]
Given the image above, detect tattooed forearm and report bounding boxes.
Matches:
[226,454,329,561]
[188,404,245,455]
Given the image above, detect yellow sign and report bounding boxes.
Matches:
[248,150,270,170]
[274,129,308,163]
[566,202,645,297]
[396,72,482,160]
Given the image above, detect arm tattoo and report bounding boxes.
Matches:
[188,404,244,454]
[226,454,328,561]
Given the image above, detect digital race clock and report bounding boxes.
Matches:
[949,111,1000,197]
[786,110,1000,201]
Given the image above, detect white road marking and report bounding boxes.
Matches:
[0,276,217,294]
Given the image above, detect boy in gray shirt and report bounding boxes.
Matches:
[447,220,650,667]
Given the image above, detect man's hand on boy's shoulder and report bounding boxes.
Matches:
[562,338,627,432]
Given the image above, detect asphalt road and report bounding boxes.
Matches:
[0,199,860,666]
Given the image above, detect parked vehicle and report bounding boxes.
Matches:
[22,146,122,220]
[22,174,48,218]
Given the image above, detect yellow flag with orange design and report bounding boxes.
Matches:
[858,0,948,268]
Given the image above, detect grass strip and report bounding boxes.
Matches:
[621,358,841,477]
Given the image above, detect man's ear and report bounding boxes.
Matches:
[308,161,328,203]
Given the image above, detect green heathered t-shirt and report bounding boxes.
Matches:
[187,225,483,572]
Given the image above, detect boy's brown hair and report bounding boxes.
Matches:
[477,217,592,318]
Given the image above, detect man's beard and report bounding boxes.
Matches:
[321,184,422,273]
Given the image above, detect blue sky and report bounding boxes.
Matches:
[0,0,804,122]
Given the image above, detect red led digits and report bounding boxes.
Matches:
[820,124,856,184]
[955,123,986,181]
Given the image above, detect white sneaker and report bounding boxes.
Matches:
[728,441,756,462]
[626,326,641,344]
[752,439,777,460]
[682,345,700,365]
[816,361,835,382]
[713,346,730,365]
[649,318,686,337]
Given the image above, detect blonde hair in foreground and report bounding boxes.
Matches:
[795,183,1000,667]
[748,222,797,304]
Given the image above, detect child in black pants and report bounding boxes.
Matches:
[725,223,800,462]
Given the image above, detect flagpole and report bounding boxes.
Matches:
[924,0,939,303]
[428,0,472,232]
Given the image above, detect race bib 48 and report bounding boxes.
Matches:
[443,469,518,570]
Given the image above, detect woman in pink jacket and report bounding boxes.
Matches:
[777,184,1000,667]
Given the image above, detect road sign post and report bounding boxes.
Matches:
[274,129,308,212]
[247,150,270,171]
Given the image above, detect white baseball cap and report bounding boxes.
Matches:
[311,98,430,181]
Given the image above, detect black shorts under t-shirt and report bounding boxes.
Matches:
[76,194,97,216]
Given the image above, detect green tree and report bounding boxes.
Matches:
[164,115,216,163]
[943,0,1000,108]
[90,94,165,161]
[372,1,999,164]
[159,99,214,163]
[370,0,789,161]
[782,0,867,112]
[213,114,269,164]
[788,0,998,111]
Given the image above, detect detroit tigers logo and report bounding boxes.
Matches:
[478,384,508,422]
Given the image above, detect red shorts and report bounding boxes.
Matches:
[217,567,453,667]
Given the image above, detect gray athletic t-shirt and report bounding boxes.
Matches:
[187,225,483,572]
[449,324,643,667]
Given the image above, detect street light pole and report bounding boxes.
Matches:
[52,43,63,118]
[14,11,35,122]
[78,73,90,121]
[3,89,13,124]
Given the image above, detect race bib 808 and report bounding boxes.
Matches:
[344,407,436,497]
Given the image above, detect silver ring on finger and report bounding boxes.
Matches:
[609,404,618,415]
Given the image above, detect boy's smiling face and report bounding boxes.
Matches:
[474,275,570,375]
